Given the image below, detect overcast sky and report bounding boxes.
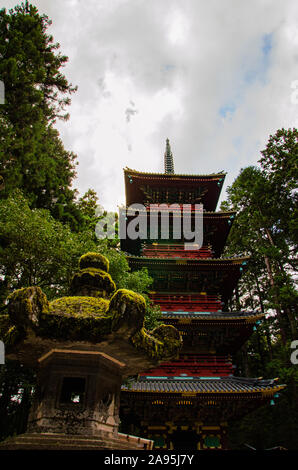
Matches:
[3,0,298,210]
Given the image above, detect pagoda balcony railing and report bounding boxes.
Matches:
[149,293,221,301]
[139,355,234,377]
[177,354,232,363]
[141,244,213,259]
[160,305,222,312]
[149,293,223,312]
[141,204,205,213]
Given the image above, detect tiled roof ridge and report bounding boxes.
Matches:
[161,311,264,319]
[121,375,286,394]
[123,206,236,215]
[124,167,227,178]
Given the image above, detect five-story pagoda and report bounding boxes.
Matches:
[119,140,285,450]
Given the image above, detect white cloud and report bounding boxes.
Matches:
[3,0,298,210]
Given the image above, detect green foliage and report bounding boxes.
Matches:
[0,2,86,230]
[0,361,35,442]
[0,1,76,124]
[0,191,97,302]
[76,189,102,233]
[221,129,297,340]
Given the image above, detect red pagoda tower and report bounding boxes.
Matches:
[119,140,285,450]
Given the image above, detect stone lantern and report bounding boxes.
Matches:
[0,252,182,450]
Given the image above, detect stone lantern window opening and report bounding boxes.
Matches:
[60,377,86,405]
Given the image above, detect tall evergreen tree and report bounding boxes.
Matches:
[221,128,298,449]
[221,135,297,342]
[0,2,81,228]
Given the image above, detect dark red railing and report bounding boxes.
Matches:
[143,205,203,213]
[140,355,233,377]
[142,244,213,259]
[149,293,223,312]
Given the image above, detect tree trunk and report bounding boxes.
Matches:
[254,273,273,359]
[263,253,287,344]
[235,285,241,311]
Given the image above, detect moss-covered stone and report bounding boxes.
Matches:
[37,296,112,342]
[151,324,182,358]
[49,296,110,317]
[3,253,182,363]
[109,289,146,338]
[131,324,181,361]
[70,268,116,298]
[7,286,49,329]
[79,252,109,272]
[131,328,163,359]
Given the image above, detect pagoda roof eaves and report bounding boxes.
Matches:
[123,206,236,217]
[121,376,286,395]
[124,167,227,179]
[161,312,264,322]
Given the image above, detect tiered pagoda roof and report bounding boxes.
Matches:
[124,167,225,211]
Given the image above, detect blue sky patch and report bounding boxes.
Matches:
[244,33,273,85]
[262,33,273,57]
[219,103,236,118]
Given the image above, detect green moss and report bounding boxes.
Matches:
[131,324,182,361]
[131,327,163,359]
[109,289,146,336]
[38,296,112,342]
[3,253,182,362]
[79,252,109,272]
[49,296,109,317]
[151,324,182,359]
[70,268,116,297]
[110,289,146,310]
[151,324,181,342]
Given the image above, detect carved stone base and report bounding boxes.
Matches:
[0,349,153,450]
[27,349,124,436]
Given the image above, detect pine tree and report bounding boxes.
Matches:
[0,2,80,228]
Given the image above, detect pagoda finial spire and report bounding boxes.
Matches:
[164,138,175,174]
